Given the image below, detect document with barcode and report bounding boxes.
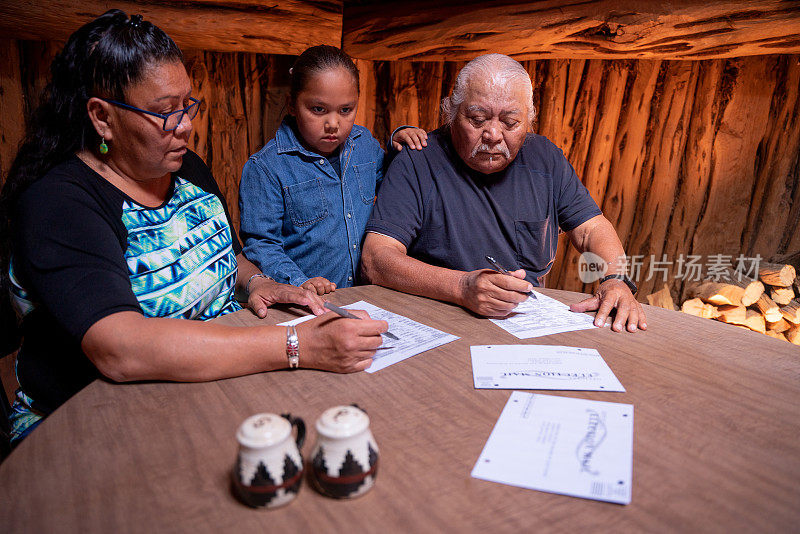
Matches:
[472,392,633,504]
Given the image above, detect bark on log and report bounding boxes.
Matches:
[754,293,783,322]
[691,58,777,261]
[742,58,800,258]
[184,50,211,163]
[759,262,797,287]
[0,1,342,55]
[206,53,250,234]
[681,298,720,319]
[715,268,765,306]
[628,61,699,298]
[343,0,800,61]
[646,285,676,311]
[779,300,800,325]
[354,59,378,134]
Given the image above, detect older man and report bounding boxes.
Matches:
[361,54,645,332]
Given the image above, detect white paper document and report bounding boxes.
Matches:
[472,392,633,504]
[278,301,458,372]
[470,345,625,392]
[490,292,598,339]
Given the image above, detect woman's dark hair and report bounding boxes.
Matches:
[289,45,360,105]
[0,9,182,350]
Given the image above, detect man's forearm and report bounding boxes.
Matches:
[361,243,466,306]
[569,216,627,275]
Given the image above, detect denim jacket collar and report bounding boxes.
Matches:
[275,116,362,157]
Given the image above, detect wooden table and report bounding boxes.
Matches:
[1,286,798,532]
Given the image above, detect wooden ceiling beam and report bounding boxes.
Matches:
[342,0,800,61]
[0,0,343,56]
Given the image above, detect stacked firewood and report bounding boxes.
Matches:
[646,262,800,345]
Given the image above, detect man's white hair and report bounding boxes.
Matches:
[441,53,535,125]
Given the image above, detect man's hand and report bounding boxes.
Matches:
[392,127,428,151]
[300,276,336,295]
[458,268,532,317]
[570,279,647,332]
[247,277,326,318]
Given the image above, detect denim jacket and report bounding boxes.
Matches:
[239,118,385,287]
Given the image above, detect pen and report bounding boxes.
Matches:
[324,302,400,340]
[484,255,537,300]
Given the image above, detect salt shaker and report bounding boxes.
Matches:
[309,404,379,499]
[232,413,305,508]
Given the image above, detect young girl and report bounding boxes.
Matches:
[238,45,427,295]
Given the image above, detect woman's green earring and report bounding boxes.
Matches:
[99,137,108,155]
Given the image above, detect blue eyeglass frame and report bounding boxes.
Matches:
[100,96,200,131]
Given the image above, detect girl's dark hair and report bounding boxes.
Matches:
[0,9,182,351]
[289,45,359,105]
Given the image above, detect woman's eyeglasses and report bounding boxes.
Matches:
[100,97,200,131]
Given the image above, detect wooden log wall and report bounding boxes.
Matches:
[1,39,798,299]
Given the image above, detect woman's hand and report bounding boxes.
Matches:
[296,310,388,373]
[392,127,428,151]
[248,277,326,317]
[300,276,336,295]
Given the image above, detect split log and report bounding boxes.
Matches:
[343,0,800,61]
[766,318,791,333]
[716,268,765,306]
[781,300,800,325]
[0,1,342,56]
[717,306,766,333]
[765,330,787,341]
[754,293,783,323]
[787,325,800,345]
[759,262,796,287]
[646,285,676,311]
[681,298,719,319]
[686,282,744,306]
[770,286,796,306]
[716,305,746,325]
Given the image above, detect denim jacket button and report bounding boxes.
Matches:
[319,159,325,165]
[347,213,352,219]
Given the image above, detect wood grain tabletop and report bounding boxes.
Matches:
[1,285,798,533]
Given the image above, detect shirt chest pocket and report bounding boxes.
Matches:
[285,178,329,227]
[514,219,556,272]
[352,162,377,205]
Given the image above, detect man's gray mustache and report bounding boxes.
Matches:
[471,143,511,159]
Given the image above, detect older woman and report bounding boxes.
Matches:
[0,10,386,444]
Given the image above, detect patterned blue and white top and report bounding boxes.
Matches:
[9,150,241,414]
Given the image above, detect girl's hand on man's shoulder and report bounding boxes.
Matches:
[393,128,428,151]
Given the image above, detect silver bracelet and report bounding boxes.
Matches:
[246,273,273,294]
[286,326,300,369]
